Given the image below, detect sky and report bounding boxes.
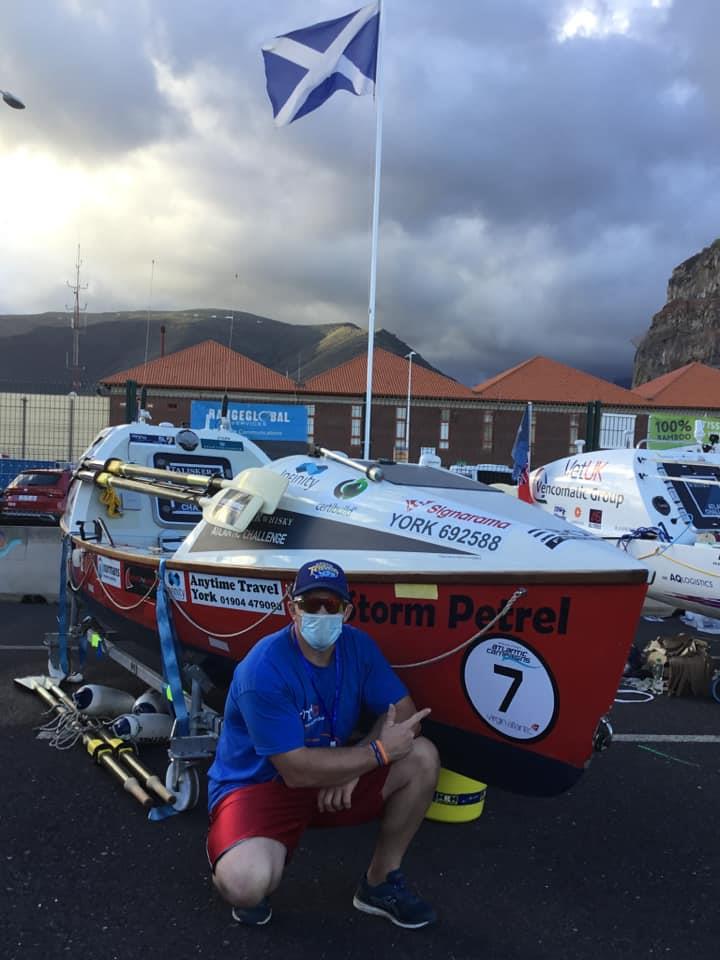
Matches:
[1,0,719,388]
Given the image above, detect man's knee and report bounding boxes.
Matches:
[410,736,441,783]
[213,842,283,906]
[384,736,440,798]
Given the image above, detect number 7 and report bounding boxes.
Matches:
[494,665,523,712]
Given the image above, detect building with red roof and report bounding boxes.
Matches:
[633,362,720,409]
[100,340,302,456]
[301,348,477,462]
[99,338,719,467]
[473,356,648,406]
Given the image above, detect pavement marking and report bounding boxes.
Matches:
[615,734,720,743]
[0,644,45,650]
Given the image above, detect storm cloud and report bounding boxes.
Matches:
[1,0,719,387]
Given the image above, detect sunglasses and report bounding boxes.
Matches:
[293,595,347,614]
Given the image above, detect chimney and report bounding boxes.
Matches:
[160,324,166,357]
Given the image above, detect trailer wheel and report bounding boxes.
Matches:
[165,762,200,812]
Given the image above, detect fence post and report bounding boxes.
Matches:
[585,401,595,453]
[21,396,27,458]
[592,400,602,450]
[68,393,76,462]
[125,380,138,424]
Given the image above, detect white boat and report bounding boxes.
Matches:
[528,435,720,618]
[61,418,648,797]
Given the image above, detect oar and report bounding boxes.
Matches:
[18,677,156,809]
[76,460,288,534]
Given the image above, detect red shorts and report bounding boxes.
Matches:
[207,765,390,869]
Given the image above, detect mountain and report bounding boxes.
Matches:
[633,239,720,387]
[0,309,445,394]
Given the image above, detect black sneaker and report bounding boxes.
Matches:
[353,870,436,929]
[231,898,272,925]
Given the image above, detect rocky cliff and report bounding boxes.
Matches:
[632,239,720,386]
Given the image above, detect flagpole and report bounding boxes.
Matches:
[362,0,385,460]
[528,401,533,472]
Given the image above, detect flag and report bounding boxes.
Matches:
[512,403,533,503]
[262,3,379,127]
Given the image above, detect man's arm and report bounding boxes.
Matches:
[271,702,430,788]
[355,695,420,745]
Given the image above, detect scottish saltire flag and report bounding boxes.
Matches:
[511,403,533,503]
[262,3,379,126]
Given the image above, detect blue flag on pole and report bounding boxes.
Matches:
[262,3,379,127]
[511,403,531,493]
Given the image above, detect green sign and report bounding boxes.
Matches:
[647,414,720,450]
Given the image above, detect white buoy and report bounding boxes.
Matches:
[72,685,136,717]
[132,689,170,715]
[111,713,174,743]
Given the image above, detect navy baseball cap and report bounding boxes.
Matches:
[292,559,350,601]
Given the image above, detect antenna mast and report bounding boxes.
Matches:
[65,245,88,392]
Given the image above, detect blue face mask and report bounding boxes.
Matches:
[299,612,344,651]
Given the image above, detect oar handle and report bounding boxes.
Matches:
[116,752,177,804]
[310,446,384,482]
[99,755,153,808]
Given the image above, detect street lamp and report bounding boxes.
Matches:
[1,90,25,109]
[405,350,416,462]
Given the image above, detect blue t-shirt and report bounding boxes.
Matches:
[207,623,408,812]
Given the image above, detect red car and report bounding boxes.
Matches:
[0,468,73,523]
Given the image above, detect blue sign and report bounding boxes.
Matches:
[191,401,308,441]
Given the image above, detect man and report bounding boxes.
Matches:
[207,558,440,929]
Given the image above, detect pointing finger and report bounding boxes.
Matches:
[404,707,431,727]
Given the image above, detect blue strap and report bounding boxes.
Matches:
[56,536,70,675]
[156,560,189,737]
[148,802,180,821]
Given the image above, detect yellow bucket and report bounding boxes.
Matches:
[425,768,487,823]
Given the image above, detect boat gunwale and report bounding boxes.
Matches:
[67,536,649,586]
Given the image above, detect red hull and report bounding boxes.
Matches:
[74,549,646,795]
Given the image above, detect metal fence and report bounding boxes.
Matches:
[599,413,637,449]
[0,392,109,463]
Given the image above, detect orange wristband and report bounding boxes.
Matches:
[375,739,390,766]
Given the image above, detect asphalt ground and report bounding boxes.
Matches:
[2,601,720,960]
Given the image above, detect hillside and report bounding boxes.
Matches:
[0,309,444,393]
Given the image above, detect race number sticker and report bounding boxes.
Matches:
[462,636,558,742]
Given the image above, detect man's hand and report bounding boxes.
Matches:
[378,702,431,762]
[317,777,359,812]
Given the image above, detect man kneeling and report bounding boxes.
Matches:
[207,558,440,929]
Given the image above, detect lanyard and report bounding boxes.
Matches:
[293,628,343,747]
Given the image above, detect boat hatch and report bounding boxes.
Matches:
[660,461,720,530]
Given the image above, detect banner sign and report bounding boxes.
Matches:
[190,401,308,441]
[647,414,720,450]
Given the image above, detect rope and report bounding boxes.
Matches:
[92,556,159,611]
[68,551,93,593]
[632,545,720,578]
[390,588,527,670]
[616,525,670,552]
[68,545,284,630]
[37,706,85,751]
[100,485,122,517]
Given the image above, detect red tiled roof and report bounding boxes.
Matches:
[302,348,476,399]
[101,340,297,392]
[633,362,720,407]
[473,356,648,406]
